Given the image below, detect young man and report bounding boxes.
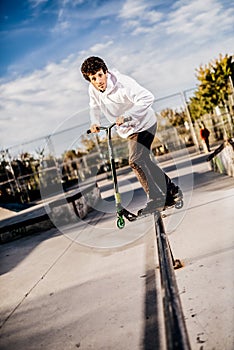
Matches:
[81,56,181,215]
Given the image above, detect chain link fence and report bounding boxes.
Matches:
[1,88,233,204]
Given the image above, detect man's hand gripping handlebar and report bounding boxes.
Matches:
[87,116,132,134]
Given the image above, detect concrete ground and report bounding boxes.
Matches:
[0,150,233,350]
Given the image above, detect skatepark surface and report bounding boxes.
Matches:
[0,149,233,349]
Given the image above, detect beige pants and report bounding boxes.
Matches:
[128,123,171,200]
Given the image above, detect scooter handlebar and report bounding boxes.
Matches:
[87,128,97,135]
[86,116,132,134]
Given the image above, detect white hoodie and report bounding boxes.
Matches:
[89,69,157,138]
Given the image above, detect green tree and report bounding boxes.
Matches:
[158,108,186,130]
[189,54,234,119]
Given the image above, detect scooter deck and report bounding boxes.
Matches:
[116,208,154,228]
[135,196,183,218]
[116,197,183,228]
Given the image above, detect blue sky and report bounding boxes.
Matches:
[0,0,233,150]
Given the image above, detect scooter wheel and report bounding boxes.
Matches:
[175,199,183,209]
[117,217,125,229]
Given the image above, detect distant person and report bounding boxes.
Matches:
[80,56,182,215]
[200,123,211,152]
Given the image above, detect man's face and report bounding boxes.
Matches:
[88,69,108,92]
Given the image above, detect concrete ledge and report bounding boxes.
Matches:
[0,182,101,244]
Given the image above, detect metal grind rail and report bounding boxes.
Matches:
[154,212,191,350]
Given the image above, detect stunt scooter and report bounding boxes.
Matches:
[87,118,183,229]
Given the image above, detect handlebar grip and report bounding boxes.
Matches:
[123,116,132,122]
[86,126,100,134]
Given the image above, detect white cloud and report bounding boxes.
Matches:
[90,41,114,53]
[119,0,163,34]
[0,54,89,149]
[29,0,48,8]
[165,0,234,39]
[119,0,147,19]
[119,0,234,42]
[144,10,163,24]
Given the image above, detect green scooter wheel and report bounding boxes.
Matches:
[117,217,125,229]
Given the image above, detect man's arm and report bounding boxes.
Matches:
[120,74,155,118]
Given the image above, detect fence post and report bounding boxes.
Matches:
[181,91,200,152]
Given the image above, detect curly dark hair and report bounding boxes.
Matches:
[81,56,108,82]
